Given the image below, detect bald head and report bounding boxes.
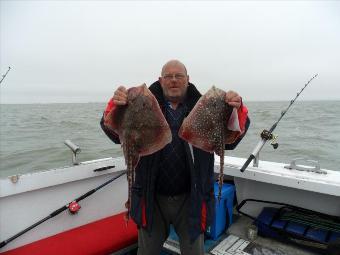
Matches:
[161,59,187,76]
[159,59,190,106]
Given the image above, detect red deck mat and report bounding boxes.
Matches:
[1,212,137,255]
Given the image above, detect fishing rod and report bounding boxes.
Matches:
[240,74,318,172]
[0,170,127,249]
[0,66,11,86]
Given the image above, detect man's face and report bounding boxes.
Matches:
[159,64,189,103]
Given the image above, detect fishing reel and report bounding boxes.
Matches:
[261,130,279,149]
[68,201,81,214]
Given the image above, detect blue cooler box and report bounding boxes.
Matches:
[206,183,235,240]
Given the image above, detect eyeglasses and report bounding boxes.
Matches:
[162,73,187,80]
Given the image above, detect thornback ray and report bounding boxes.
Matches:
[105,84,172,220]
[179,86,239,201]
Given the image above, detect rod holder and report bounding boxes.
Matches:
[64,140,81,165]
[253,153,259,167]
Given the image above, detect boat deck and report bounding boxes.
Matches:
[225,214,320,255]
[162,214,320,255]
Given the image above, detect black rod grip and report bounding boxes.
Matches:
[0,241,7,249]
[240,154,255,172]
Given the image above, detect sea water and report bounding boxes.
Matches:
[0,101,339,178]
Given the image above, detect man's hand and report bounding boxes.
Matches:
[225,90,242,109]
[113,86,128,105]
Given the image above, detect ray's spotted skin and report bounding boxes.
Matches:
[179,86,238,201]
[105,84,172,220]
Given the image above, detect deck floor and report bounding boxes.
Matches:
[162,214,322,255]
[224,214,322,255]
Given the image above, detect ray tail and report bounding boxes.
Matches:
[125,141,133,223]
[218,145,224,203]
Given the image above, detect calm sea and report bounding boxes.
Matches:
[0,101,339,178]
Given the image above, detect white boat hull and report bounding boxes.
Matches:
[1,155,340,253]
[219,156,340,217]
[0,158,128,252]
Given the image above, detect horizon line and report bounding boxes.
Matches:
[1,99,339,105]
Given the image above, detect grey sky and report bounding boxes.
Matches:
[1,0,339,103]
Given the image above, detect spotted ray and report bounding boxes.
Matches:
[179,86,238,200]
[105,84,172,220]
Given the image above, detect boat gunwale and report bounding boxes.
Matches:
[0,157,126,198]
[216,156,340,197]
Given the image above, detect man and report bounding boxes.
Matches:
[100,60,249,255]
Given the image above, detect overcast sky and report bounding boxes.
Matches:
[0,0,339,103]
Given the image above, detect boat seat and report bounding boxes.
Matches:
[1,212,138,255]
